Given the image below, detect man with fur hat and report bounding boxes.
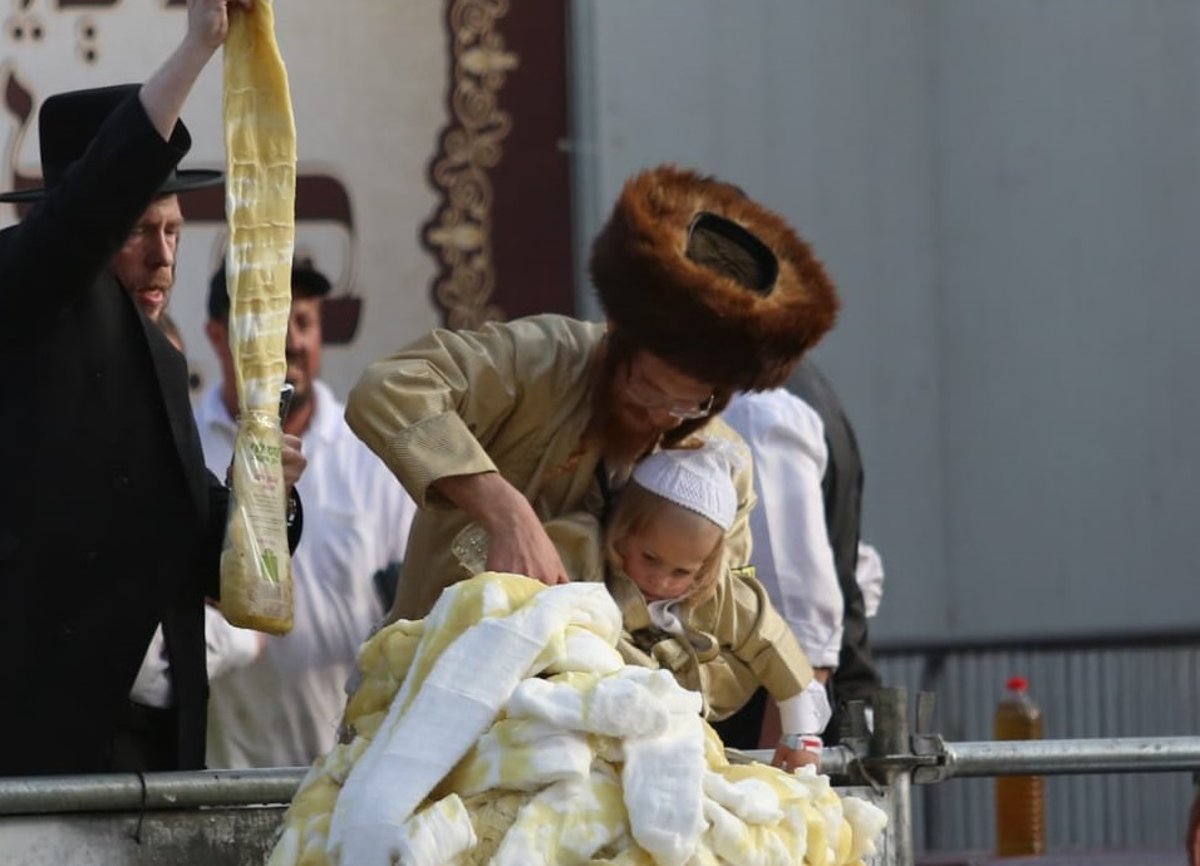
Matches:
[0,0,306,775]
[346,165,839,623]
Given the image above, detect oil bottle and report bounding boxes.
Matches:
[994,675,1046,856]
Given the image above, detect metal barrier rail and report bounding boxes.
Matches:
[874,632,1200,852]
[2,690,1197,866]
[0,768,305,815]
[822,689,1200,866]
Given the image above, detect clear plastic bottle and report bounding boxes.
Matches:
[994,675,1046,857]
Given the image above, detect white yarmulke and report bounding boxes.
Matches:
[631,440,745,531]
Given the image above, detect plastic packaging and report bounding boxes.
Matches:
[451,524,490,576]
[219,409,293,634]
[217,0,297,636]
[994,675,1045,856]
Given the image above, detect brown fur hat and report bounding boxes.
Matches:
[589,165,840,391]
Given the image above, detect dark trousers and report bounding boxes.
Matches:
[711,681,880,749]
[711,686,769,749]
[106,701,178,772]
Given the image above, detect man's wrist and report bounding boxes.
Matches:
[780,733,823,754]
[286,488,299,527]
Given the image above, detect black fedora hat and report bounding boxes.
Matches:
[0,83,222,204]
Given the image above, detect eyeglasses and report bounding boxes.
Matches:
[623,366,715,420]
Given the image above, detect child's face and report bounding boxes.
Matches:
[615,504,722,603]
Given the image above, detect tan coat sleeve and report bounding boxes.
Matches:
[702,572,814,716]
[345,317,599,509]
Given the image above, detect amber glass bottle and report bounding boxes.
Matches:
[994,675,1046,856]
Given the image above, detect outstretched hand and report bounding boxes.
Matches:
[141,0,254,140]
[435,472,571,587]
[484,504,571,587]
[771,744,821,774]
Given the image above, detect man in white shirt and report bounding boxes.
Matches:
[197,258,417,768]
[719,359,884,748]
[724,387,846,677]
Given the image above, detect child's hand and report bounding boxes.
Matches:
[771,734,822,773]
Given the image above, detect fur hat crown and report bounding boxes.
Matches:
[589,165,840,392]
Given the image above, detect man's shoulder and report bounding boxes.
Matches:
[505,313,605,345]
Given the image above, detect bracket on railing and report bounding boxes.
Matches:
[910,690,952,784]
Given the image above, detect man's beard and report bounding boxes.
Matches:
[586,369,673,470]
[586,336,723,469]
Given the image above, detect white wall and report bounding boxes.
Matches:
[571,0,1200,641]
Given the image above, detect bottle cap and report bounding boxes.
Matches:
[1006,675,1028,692]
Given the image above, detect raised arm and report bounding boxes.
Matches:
[0,0,248,332]
[141,0,251,140]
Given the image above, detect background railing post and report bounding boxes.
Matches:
[872,686,915,866]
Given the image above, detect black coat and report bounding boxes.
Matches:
[0,94,228,774]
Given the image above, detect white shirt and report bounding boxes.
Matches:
[197,379,417,768]
[129,614,261,709]
[722,390,845,669]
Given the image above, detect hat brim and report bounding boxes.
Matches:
[0,168,224,204]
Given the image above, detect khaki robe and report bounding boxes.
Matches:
[345,314,755,619]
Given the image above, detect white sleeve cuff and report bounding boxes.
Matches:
[205,607,262,680]
[856,542,885,618]
[778,679,833,735]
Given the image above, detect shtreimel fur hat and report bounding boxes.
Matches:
[590,165,839,392]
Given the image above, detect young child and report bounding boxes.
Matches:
[603,439,831,772]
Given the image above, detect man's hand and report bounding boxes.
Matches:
[771,743,820,773]
[436,472,570,587]
[483,504,571,587]
[1186,788,1200,866]
[141,0,254,140]
[186,0,252,52]
[281,433,306,492]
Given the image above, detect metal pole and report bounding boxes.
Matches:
[872,687,915,866]
[943,737,1200,778]
[0,768,305,815]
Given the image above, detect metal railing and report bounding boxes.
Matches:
[2,689,1198,866]
[751,688,1200,866]
[874,630,1200,852]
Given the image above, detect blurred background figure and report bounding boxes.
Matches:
[717,358,884,750]
[198,258,417,768]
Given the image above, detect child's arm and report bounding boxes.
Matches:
[771,680,832,771]
[714,572,827,770]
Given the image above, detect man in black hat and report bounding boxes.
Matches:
[0,0,306,776]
